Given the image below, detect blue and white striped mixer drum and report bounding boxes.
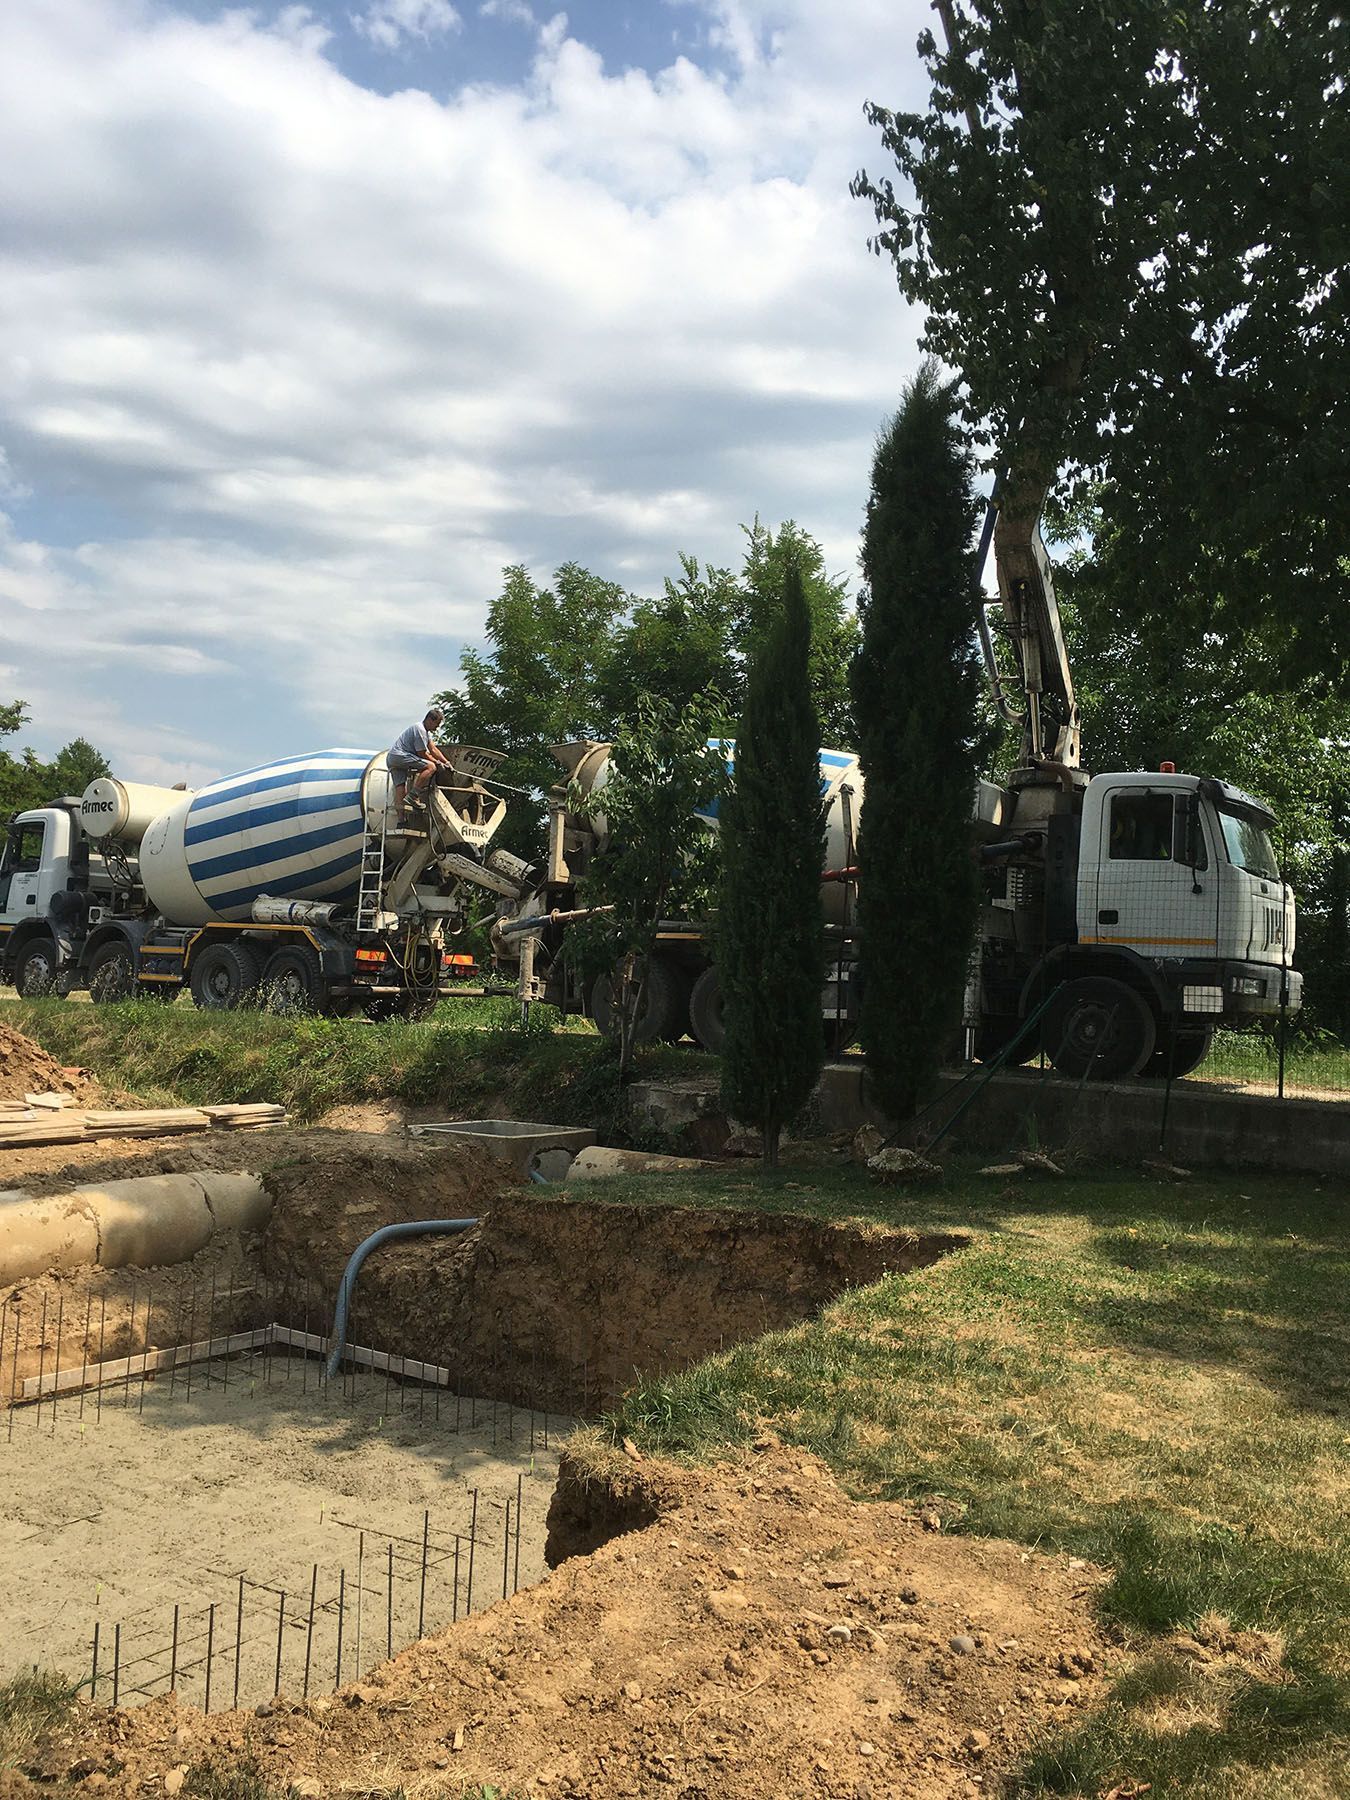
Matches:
[137,750,380,926]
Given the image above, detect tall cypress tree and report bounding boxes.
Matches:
[718,563,826,1167]
[852,363,982,1119]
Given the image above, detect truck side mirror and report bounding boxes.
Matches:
[1181,794,1204,888]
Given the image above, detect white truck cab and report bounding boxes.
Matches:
[979,765,1300,1079]
[0,806,83,992]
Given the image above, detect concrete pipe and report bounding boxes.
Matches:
[0,1194,102,1285]
[567,1146,718,1180]
[0,1171,270,1287]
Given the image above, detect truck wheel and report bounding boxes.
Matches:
[261,945,324,1015]
[87,940,136,1003]
[190,943,263,1010]
[1144,1025,1214,1079]
[15,937,61,999]
[589,958,685,1045]
[688,964,725,1052]
[1043,977,1157,1080]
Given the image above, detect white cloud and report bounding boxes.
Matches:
[478,0,537,26]
[0,0,930,777]
[352,0,461,50]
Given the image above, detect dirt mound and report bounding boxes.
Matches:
[16,1126,436,1197]
[304,1191,966,1419]
[260,1138,523,1291]
[0,1022,95,1105]
[18,1441,1114,1798]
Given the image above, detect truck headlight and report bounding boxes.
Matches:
[1231,975,1265,996]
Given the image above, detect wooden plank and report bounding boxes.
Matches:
[82,1109,212,1129]
[269,1325,451,1388]
[203,1104,285,1120]
[0,1124,87,1148]
[20,1327,272,1400]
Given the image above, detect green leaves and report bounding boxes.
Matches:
[852,0,1350,682]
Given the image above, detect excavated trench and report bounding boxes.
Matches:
[1,1138,965,1708]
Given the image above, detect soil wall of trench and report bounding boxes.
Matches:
[260,1149,964,1423]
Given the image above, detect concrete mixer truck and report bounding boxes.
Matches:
[0,746,527,1014]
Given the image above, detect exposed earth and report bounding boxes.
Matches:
[8,1440,1116,1799]
[2,1021,1120,1797]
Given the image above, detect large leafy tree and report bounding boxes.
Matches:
[852,365,983,1119]
[718,562,826,1167]
[852,0,1350,686]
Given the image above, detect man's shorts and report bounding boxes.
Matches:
[386,751,430,779]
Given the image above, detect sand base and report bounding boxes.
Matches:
[1,1346,567,1710]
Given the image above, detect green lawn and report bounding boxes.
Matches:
[578,1158,1350,1798]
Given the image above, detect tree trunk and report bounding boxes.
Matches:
[762,1121,780,1168]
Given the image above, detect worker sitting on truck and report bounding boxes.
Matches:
[387,709,450,822]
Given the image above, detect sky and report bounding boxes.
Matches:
[0,0,932,785]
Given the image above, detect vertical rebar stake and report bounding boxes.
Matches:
[120,1283,132,1409]
[94,1296,106,1423]
[34,1292,48,1429]
[112,1623,120,1708]
[184,1286,198,1401]
[170,1605,179,1694]
[466,1491,477,1614]
[386,1541,394,1660]
[223,1278,234,1394]
[234,1573,244,1709]
[502,1499,511,1600]
[205,1276,217,1392]
[303,1566,317,1700]
[79,1293,92,1422]
[356,1532,364,1679]
[90,1622,100,1701]
[51,1291,64,1432]
[452,1535,461,1624]
[139,1287,153,1415]
[6,1301,18,1442]
[514,1472,523,1594]
[274,1589,285,1697]
[335,1568,346,1691]
[204,1604,214,1713]
[418,1511,429,1638]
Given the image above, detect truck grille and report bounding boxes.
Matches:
[1262,904,1284,950]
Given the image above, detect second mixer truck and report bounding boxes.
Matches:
[0,744,531,1014]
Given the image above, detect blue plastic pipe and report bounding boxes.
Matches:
[323,1218,478,1381]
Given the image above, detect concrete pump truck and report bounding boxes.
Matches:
[486,477,1298,1080]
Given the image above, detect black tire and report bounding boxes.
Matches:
[189,942,263,1011]
[1043,976,1158,1080]
[260,945,325,1015]
[87,939,137,1004]
[823,1016,858,1056]
[688,963,725,1052]
[15,937,61,999]
[1143,1025,1214,1080]
[975,1016,1041,1067]
[589,957,687,1045]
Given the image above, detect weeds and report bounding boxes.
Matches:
[6,996,707,1133]
[0,1669,75,1768]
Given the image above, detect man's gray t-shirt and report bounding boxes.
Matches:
[391,722,430,760]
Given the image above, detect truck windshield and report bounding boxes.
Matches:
[1217,809,1279,880]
